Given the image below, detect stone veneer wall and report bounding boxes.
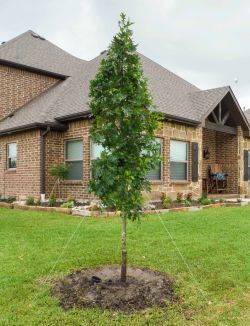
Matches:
[0,64,59,120]
[0,130,41,199]
[239,127,250,196]
[149,121,203,199]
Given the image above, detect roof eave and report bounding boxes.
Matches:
[0,121,67,136]
[164,114,200,126]
[0,58,68,79]
[56,110,200,126]
[56,111,92,122]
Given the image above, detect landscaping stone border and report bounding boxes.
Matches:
[0,201,249,217]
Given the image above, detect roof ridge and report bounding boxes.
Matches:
[0,30,33,50]
[137,52,200,91]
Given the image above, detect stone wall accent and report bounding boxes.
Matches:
[0,64,59,120]
[0,130,41,199]
[146,121,203,200]
[239,127,250,196]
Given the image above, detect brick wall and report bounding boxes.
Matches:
[44,119,203,201]
[2,118,249,201]
[0,130,41,199]
[0,64,59,120]
[45,120,93,200]
[202,128,239,194]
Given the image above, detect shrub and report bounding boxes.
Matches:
[48,195,56,207]
[35,199,41,206]
[160,192,166,201]
[25,196,35,206]
[61,201,75,209]
[185,192,193,202]
[182,199,191,206]
[219,198,226,203]
[176,192,183,203]
[0,197,16,203]
[50,163,69,180]
[66,197,76,204]
[237,198,242,203]
[162,196,172,209]
[199,197,212,206]
[201,192,208,199]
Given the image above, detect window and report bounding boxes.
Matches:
[7,143,17,169]
[170,140,188,181]
[91,141,104,160]
[65,140,83,180]
[147,138,162,181]
[91,141,104,178]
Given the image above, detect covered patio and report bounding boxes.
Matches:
[201,89,249,195]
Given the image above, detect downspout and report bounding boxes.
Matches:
[40,126,51,200]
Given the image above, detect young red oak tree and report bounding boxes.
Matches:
[88,13,161,282]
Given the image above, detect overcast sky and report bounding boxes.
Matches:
[1,0,250,109]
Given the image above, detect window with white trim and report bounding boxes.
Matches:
[91,141,104,178]
[7,143,17,169]
[91,141,104,161]
[147,138,162,181]
[170,140,188,181]
[65,139,83,180]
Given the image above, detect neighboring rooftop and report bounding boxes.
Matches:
[0,30,249,134]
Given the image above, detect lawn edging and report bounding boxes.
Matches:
[0,201,249,217]
[0,202,14,209]
[12,203,72,215]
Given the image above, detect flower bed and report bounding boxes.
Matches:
[0,196,249,217]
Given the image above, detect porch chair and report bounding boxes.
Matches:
[208,164,228,193]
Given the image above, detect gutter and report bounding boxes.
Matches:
[40,126,51,195]
[0,121,67,136]
[56,111,92,122]
[164,114,200,126]
[56,111,200,126]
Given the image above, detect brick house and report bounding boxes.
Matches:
[0,30,250,201]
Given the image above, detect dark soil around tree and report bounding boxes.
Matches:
[51,266,176,313]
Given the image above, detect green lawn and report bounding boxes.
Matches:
[0,207,249,326]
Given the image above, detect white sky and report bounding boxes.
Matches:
[1,0,250,109]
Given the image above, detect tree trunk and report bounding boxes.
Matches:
[120,214,127,282]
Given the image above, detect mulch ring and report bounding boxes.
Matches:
[51,265,177,313]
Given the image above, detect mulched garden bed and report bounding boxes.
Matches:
[153,200,237,210]
[51,266,176,313]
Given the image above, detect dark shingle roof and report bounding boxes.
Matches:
[189,86,231,121]
[0,30,249,133]
[245,109,250,124]
[0,30,87,76]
